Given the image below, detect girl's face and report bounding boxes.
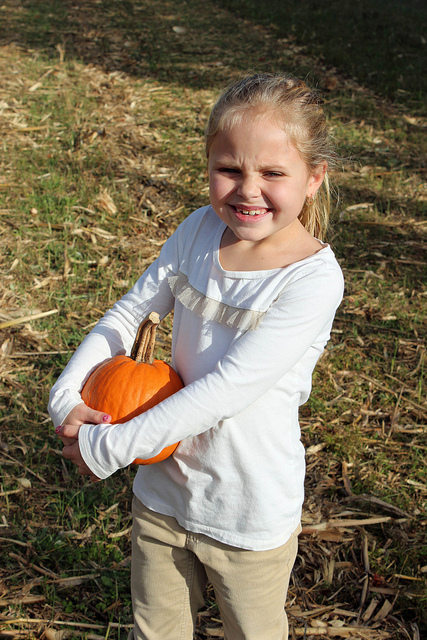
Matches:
[208,114,326,247]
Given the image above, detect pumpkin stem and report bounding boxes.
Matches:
[131,312,161,364]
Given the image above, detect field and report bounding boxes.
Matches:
[0,0,426,638]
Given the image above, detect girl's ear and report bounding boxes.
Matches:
[308,161,328,195]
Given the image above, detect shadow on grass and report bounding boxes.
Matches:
[0,0,281,89]
[214,0,427,107]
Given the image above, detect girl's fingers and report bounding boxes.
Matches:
[55,407,112,440]
[59,436,78,446]
[62,441,101,481]
[57,423,81,439]
[62,403,112,428]
[86,409,112,425]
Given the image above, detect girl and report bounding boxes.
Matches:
[50,73,344,640]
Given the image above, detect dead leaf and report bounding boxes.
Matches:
[95,189,117,215]
[17,478,31,489]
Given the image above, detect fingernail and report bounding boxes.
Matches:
[102,414,111,422]
[55,425,63,434]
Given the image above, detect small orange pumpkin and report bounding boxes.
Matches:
[81,312,183,465]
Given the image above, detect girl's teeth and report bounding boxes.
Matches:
[238,209,264,216]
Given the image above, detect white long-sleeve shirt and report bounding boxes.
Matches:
[49,205,344,550]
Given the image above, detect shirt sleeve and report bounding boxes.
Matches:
[78,261,344,479]
[48,226,183,428]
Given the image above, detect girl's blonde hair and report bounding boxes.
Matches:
[205,73,336,241]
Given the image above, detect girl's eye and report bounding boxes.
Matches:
[265,172,283,178]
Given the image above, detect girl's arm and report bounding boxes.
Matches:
[78,262,344,479]
[48,226,183,429]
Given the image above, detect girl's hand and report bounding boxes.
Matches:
[62,440,101,483]
[55,403,111,482]
[55,403,111,445]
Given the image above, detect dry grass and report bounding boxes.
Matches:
[0,0,426,638]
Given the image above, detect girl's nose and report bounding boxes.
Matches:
[237,175,261,199]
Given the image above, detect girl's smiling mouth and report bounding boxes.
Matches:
[231,205,271,220]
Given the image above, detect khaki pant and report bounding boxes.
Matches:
[129,497,300,640]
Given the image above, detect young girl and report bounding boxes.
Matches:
[50,73,344,640]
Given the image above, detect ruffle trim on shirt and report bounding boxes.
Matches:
[168,271,265,331]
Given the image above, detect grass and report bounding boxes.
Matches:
[213,0,427,109]
[0,0,426,638]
